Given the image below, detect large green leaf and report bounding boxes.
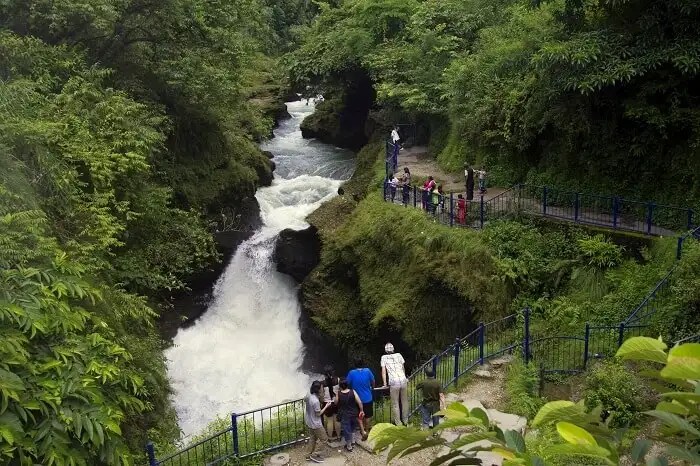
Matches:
[532,401,586,427]
[556,422,597,446]
[661,343,700,380]
[386,429,434,462]
[664,445,700,464]
[451,431,499,450]
[642,410,700,437]
[503,430,525,453]
[615,337,668,364]
[631,439,651,462]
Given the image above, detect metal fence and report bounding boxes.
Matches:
[382,182,695,239]
[148,195,699,465]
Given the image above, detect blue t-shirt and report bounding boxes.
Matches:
[346,368,375,403]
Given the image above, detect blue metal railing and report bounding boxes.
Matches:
[382,182,695,238]
[148,193,698,465]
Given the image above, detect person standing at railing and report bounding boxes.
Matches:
[416,368,445,429]
[380,342,409,426]
[346,358,374,440]
[401,167,411,206]
[457,194,467,225]
[422,176,436,210]
[334,378,365,452]
[388,173,399,202]
[305,381,332,463]
[476,168,487,194]
[321,366,341,442]
[391,126,402,150]
[465,164,475,201]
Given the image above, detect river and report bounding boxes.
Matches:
[165,101,355,437]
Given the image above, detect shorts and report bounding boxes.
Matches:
[362,401,374,418]
[324,403,337,417]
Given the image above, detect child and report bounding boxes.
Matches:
[431,185,441,216]
[416,368,445,429]
[389,173,399,202]
[334,378,364,452]
[457,194,467,225]
[476,168,487,194]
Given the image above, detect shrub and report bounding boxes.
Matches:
[505,360,544,419]
[583,360,645,428]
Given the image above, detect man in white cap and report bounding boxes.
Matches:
[380,342,408,425]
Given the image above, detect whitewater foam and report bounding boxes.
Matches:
[166,101,353,437]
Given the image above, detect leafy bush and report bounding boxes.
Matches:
[505,360,544,419]
[583,360,646,428]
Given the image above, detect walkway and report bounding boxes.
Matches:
[266,358,519,466]
[387,146,694,237]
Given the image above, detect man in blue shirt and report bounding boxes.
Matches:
[346,357,375,440]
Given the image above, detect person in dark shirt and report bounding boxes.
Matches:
[334,378,364,452]
[321,365,341,441]
[416,368,445,429]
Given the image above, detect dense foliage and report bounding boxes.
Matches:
[288,0,700,206]
[370,337,700,465]
[0,0,322,463]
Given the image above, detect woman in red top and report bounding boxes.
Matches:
[457,193,467,225]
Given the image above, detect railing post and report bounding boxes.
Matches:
[478,322,485,365]
[231,412,240,457]
[617,322,625,348]
[677,236,684,260]
[453,338,460,382]
[612,197,619,229]
[146,441,157,466]
[479,196,485,229]
[413,185,417,208]
[432,355,438,377]
[382,180,387,201]
[574,193,580,222]
[583,323,590,370]
[449,192,454,227]
[688,209,694,230]
[646,203,654,235]
[543,186,548,216]
[523,308,530,364]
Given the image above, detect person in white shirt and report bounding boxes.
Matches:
[391,126,403,151]
[380,342,408,425]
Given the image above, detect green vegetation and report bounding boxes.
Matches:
[505,361,545,419]
[583,360,648,428]
[288,0,700,207]
[369,336,700,465]
[0,0,325,463]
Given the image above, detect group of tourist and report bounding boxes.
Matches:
[304,344,445,463]
[385,161,488,227]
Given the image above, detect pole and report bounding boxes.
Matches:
[646,203,654,235]
[688,209,694,230]
[479,196,485,229]
[583,323,590,370]
[146,442,157,466]
[524,308,530,364]
[478,323,485,365]
[449,193,454,227]
[231,413,240,456]
[612,197,619,229]
[574,193,580,222]
[432,355,438,379]
[677,236,684,260]
[453,338,461,383]
[413,185,417,208]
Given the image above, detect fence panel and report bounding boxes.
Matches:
[484,314,520,359]
[154,427,235,466]
[529,336,586,374]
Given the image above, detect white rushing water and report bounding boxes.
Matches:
[166,101,355,437]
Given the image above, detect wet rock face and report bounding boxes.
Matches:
[273,226,321,283]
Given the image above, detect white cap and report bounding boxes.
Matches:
[385,343,394,353]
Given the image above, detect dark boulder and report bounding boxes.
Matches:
[273,226,321,283]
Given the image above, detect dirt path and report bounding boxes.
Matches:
[396,146,506,200]
[269,360,511,466]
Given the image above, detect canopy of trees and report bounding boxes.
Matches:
[288,0,700,206]
[0,0,321,463]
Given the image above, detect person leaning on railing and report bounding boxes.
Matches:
[380,343,409,426]
[401,167,411,206]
